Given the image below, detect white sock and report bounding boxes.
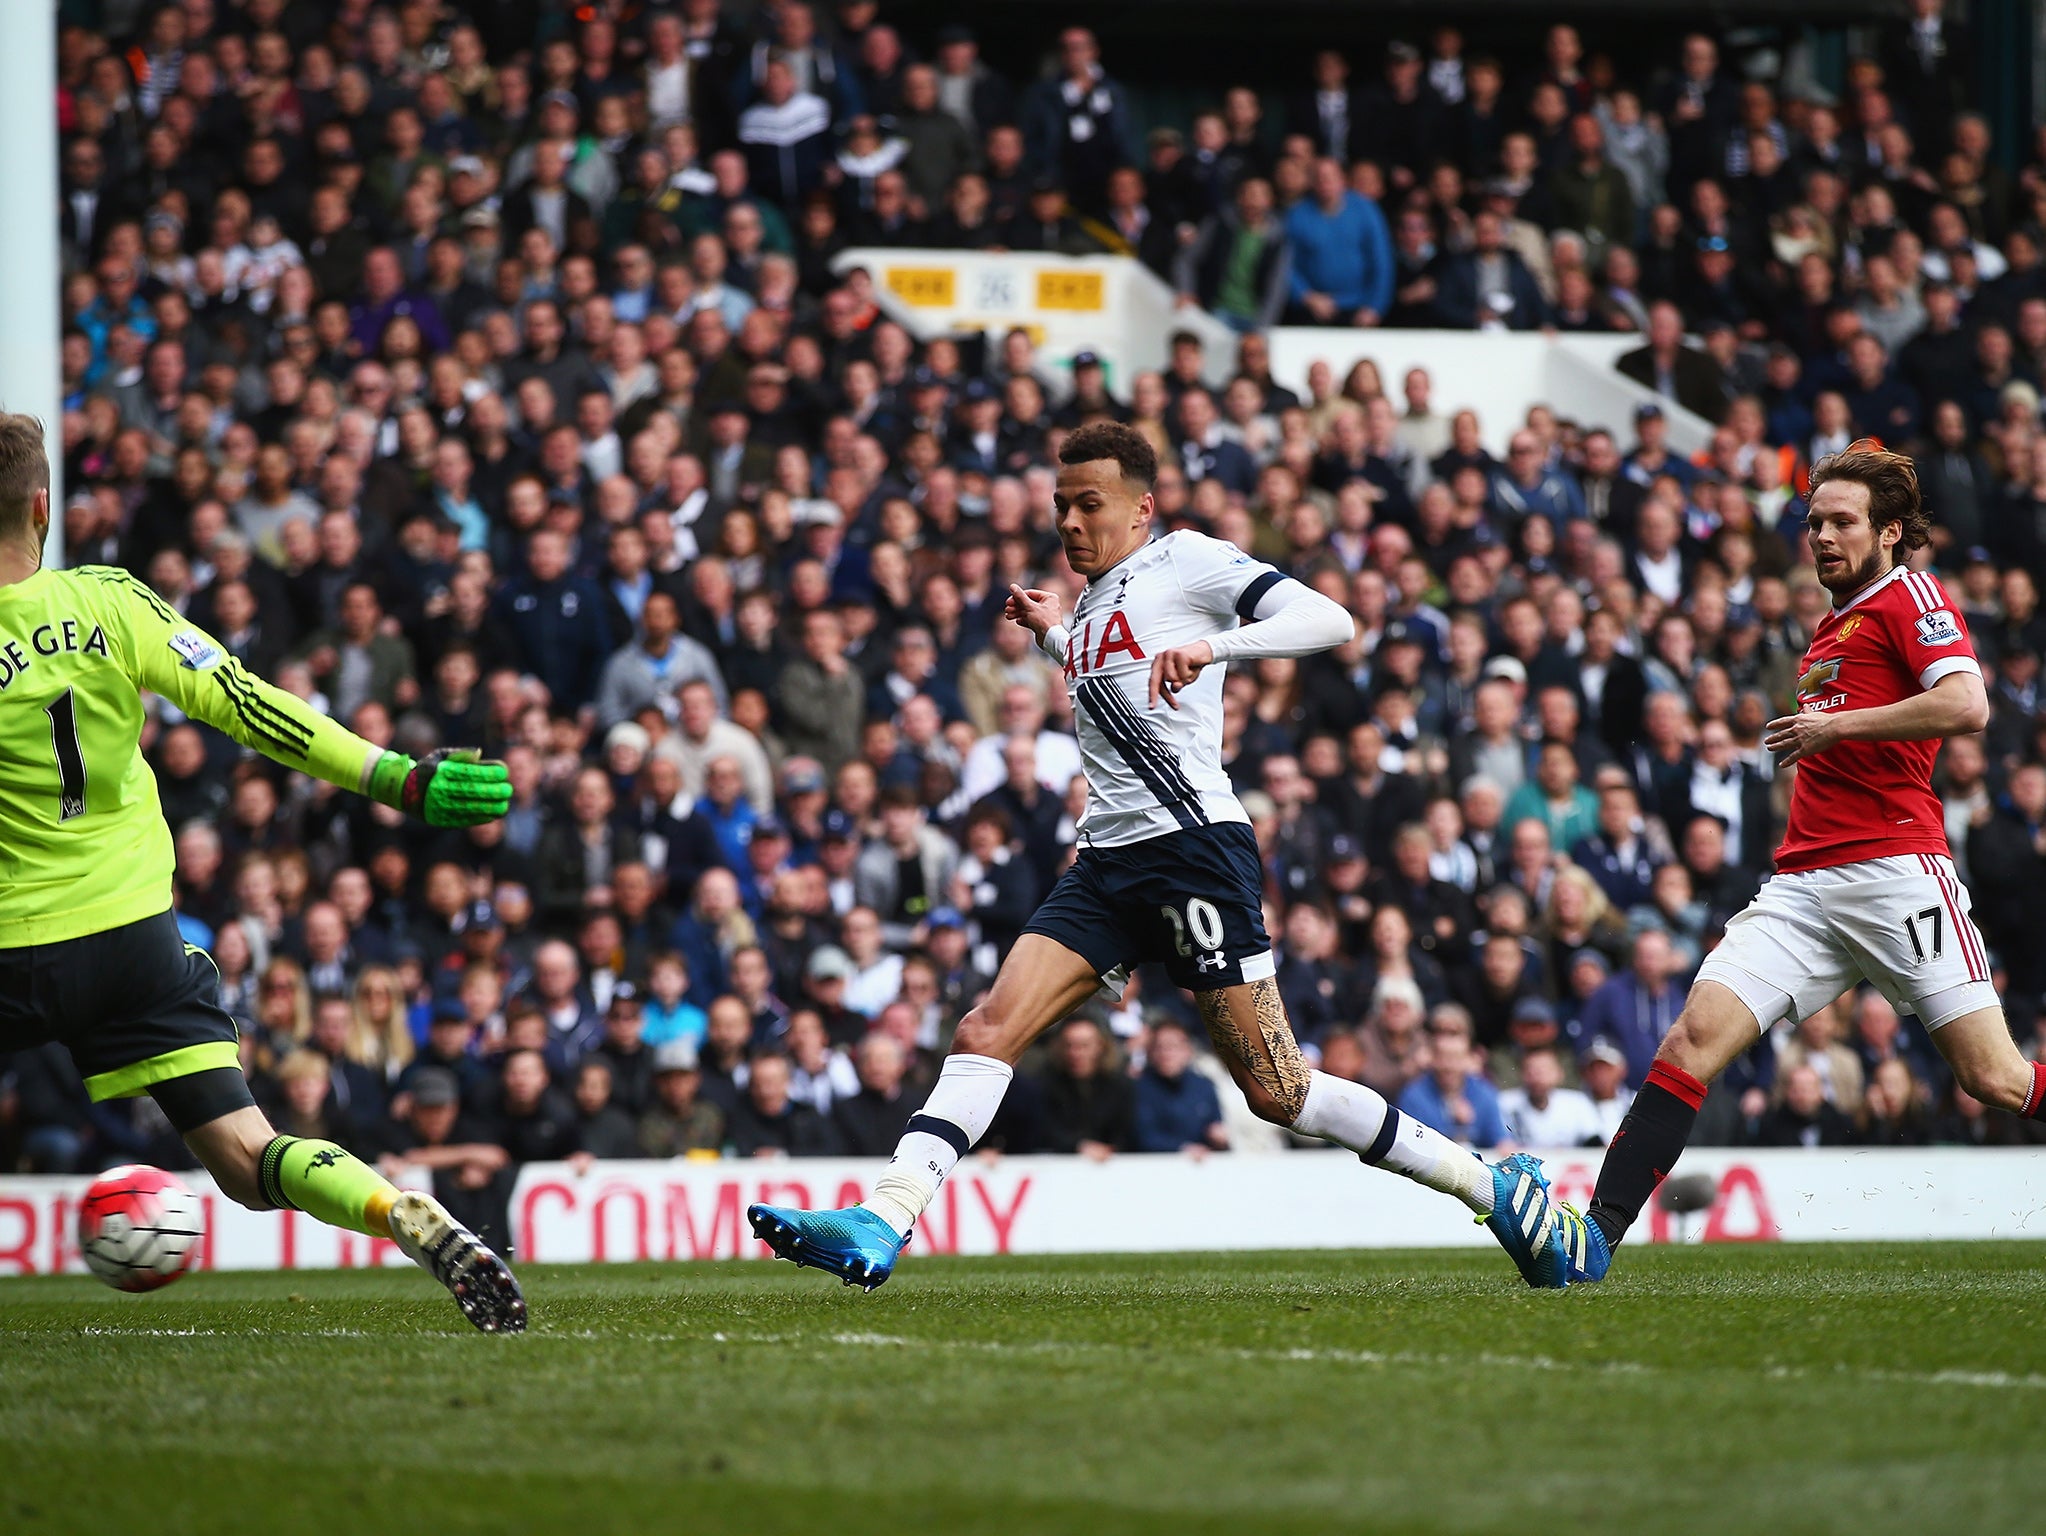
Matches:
[1291,1071,1494,1216]
[862,1053,1014,1237]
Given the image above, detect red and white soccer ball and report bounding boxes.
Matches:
[76,1165,205,1292]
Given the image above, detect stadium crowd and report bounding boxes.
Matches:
[9,0,2046,1212]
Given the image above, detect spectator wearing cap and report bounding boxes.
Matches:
[596,589,728,731]
[1284,156,1394,326]
[371,1065,515,1253]
[1398,1008,1506,1149]
[816,809,863,915]
[1618,300,1727,422]
[1498,1044,1605,1146]
[638,1038,726,1157]
[727,1051,845,1157]
[1176,176,1292,334]
[1132,1021,1228,1155]
[790,942,862,1047]
[1579,1036,1637,1143]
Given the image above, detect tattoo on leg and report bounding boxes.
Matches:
[1198,980,1310,1121]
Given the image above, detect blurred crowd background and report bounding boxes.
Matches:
[8,0,2046,1233]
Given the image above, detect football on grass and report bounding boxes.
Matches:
[77,1165,204,1292]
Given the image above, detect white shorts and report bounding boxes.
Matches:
[1696,853,2000,1032]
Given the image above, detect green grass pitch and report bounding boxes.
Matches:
[3,1243,2044,1535]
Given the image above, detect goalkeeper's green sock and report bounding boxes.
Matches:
[259,1135,399,1239]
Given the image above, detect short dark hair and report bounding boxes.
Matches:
[1058,420,1156,489]
[1807,441,1930,554]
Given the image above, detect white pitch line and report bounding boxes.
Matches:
[27,1324,2046,1394]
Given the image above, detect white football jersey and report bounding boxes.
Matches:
[1053,531,1287,848]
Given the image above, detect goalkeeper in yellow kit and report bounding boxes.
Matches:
[0,416,523,1331]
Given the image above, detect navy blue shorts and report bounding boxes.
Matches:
[1022,822,1275,991]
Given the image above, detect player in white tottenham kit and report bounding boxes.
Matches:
[751,423,1574,1290]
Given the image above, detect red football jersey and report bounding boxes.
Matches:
[1774,565,1982,873]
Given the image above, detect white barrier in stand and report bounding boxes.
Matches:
[2,1149,2042,1276]
[1262,327,1719,457]
[830,245,1715,462]
[834,246,1240,394]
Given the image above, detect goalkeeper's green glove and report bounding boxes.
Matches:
[368,747,513,828]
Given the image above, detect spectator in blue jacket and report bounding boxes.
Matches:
[1398,1009,1507,1148]
[495,527,614,714]
[1132,1022,1228,1153]
[1573,929,1685,1088]
[1283,156,1394,325]
[1489,429,1588,523]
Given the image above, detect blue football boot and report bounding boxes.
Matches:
[1553,1201,1613,1284]
[1481,1152,1571,1289]
[748,1203,906,1291]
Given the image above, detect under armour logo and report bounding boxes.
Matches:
[1195,953,1227,972]
[306,1148,347,1172]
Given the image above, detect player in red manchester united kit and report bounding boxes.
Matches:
[1555,444,2046,1283]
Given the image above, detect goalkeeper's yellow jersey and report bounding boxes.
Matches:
[0,564,381,946]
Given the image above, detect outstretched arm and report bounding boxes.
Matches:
[1149,577,1355,709]
[102,568,509,827]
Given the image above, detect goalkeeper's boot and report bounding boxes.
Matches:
[1481,1152,1571,1289]
[748,1202,905,1291]
[390,1191,528,1333]
[1555,1202,1613,1284]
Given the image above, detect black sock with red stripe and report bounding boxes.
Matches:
[2023,1063,2046,1120]
[1586,1061,1708,1248]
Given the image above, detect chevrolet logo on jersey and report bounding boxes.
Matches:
[1796,656,1845,709]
